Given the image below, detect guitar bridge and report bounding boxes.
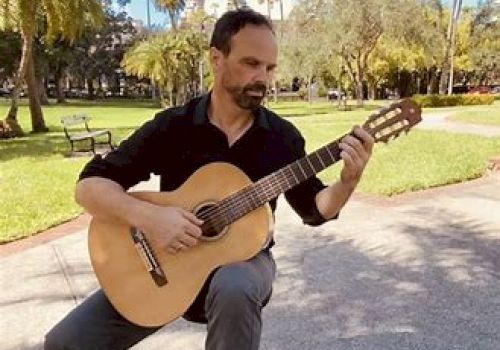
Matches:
[130,228,168,287]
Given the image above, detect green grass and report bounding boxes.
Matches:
[0,99,162,243]
[285,107,500,195]
[448,102,500,126]
[1,99,499,243]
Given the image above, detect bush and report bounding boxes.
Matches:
[318,85,327,98]
[412,94,495,107]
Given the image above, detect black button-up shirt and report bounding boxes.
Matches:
[79,93,336,246]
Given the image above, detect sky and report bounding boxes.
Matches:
[116,0,483,29]
[115,0,296,28]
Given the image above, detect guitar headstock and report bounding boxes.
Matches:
[362,99,422,143]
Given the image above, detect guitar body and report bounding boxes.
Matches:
[89,162,272,327]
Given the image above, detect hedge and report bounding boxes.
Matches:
[412,94,495,107]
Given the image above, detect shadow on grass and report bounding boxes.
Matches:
[0,127,136,162]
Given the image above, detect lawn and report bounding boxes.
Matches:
[1,98,499,243]
[447,102,500,126]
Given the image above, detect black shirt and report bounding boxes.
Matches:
[79,93,336,243]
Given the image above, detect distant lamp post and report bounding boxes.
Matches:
[447,0,463,95]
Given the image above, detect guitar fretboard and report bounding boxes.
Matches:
[199,98,421,232]
[209,136,344,229]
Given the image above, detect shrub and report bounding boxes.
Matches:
[412,94,495,107]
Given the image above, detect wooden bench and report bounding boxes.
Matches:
[276,91,302,102]
[61,114,114,154]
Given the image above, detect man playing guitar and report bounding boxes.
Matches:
[45,8,374,350]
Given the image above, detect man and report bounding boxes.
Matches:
[45,8,374,350]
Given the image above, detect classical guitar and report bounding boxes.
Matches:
[89,99,422,326]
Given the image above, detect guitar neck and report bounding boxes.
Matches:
[206,98,422,229]
[216,134,346,226]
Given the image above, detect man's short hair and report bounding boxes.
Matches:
[210,8,274,56]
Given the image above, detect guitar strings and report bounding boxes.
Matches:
[193,139,345,231]
[198,166,294,232]
[196,151,334,232]
[197,103,407,231]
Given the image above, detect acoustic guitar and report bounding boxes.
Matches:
[89,99,422,326]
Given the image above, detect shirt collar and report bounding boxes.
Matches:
[193,91,271,131]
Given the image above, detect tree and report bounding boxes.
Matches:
[154,0,186,31]
[0,30,21,82]
[469,0,499,85]
[280,0,329,102]
[122,29,208,106]
[0,0,104,137]
[64,9,138,100]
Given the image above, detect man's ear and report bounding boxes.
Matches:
[209,47,223,71]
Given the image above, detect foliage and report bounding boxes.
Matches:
[154,0,186,30]
[0,30,21,81]
[468,0,499,85]
[122,29,208,106]
[63,8,139,99]
[413,93,495,107]
[0,0,105,135]
[278,0,331,100]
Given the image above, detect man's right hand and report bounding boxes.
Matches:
[135,204,204,255]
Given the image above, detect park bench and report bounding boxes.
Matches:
[276,91,302,102]
[61,114,114,154]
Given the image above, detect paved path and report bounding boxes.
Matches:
[1,113,499,349]
[1,172,500,350]
[418,112,500,137]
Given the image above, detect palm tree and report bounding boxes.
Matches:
[154,0,186,31]
[0,0,104,137]
[122,30,207,106]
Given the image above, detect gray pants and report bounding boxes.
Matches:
[44,250,276,350]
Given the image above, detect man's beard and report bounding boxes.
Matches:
[225,82,267,110]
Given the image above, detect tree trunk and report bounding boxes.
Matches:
[307,75,312,104]
[88,78,95,100]
[159,88,168,108]
[39,77,50,106]
[356,58,364,107]
[3,32,33,137]
[168,10,177,31]
[427,69,436,94]
[355,80,363,107]
[368,82,376,100]
[55,68,66,103]
[26,44,48,133]
[3,83,25,137]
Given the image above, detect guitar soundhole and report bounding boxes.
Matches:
[195,203,226,241]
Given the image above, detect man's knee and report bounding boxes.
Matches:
[44,325,74,350]
[44,316,96,350]
[207,265,262,313]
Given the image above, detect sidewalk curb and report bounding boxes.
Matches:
[0,213,90,258]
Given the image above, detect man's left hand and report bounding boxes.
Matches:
[339,126,374,187]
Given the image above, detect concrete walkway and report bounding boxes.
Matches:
[1,170,500,350]
[418,112,500,137]
[2,112,500,350]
